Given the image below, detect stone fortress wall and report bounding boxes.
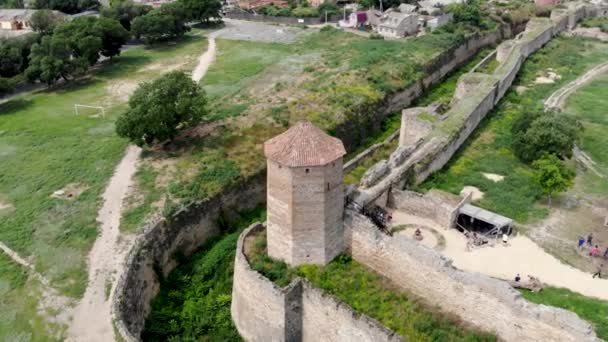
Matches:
[231,209,599,342]
[345,210,599,342]
[232,223,404,342]
[231,3,607,342]
[113,3,607,340]
[112,172,267,341]
[352,2,606,207]
[112,18,523,341]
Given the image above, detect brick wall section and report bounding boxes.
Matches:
[267,159,345,266]
[232,223,404,342]
[300,281,403,342]
[345,211,600,342]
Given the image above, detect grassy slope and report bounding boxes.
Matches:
[132,25,501,231]
[564,74,608,194]
[343,48,494,186]
[521,287,608,340]
[0,32,206,339]
[420,37,608,223]
[142,208,265,341]
[300,256,496,342]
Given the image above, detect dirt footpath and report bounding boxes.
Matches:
[67,145,141,342]
[392,211,608,301]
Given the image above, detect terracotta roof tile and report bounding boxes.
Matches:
[264,121,346,167]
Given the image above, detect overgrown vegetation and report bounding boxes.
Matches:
[521,287,608,340]
[581,16,608,33]
[246,231,496,341]
[421,37,608,222]
[142,208,265,341]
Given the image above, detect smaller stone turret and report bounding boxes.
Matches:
[264,120,347,266]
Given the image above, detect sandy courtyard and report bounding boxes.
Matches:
[391,211,608,301]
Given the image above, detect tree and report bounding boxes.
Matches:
[100,0,152,31]
[0,77,17,96]
[30,9,63,35]
[94,17,129,59]
[25,34,86,85]
[179,0,221,23]
[0,41,23,77]
[131,4,189,44]
[116,71,208,146]
[532,154,575,205]
[512,112,581,163]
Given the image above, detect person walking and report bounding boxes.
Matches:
[604,247,608,260]
[587,233,594,247]
[578,236,585,249]
[592,264,603,279]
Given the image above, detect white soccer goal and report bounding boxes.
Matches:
[74,104,106,118]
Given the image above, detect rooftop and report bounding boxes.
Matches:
[264,121,346,167]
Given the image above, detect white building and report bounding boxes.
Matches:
[377,12,418,38]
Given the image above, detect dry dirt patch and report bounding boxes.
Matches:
[0,200,13,211]
[460,186,484,201]
[105,80,139,103]
[482,172,504,182]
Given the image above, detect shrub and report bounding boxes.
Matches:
[291,6,319,17]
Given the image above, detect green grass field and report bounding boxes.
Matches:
[420,37,608,223]
[563,74,608,194]
[0,32,206,339]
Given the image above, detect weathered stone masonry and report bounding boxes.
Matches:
[111,6,603,339]
[231,223,405,342]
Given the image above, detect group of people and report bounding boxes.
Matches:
[577,233,607,279]
[578,233,608,259]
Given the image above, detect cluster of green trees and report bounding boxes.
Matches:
[511,110,580,203]
[131,0,221,43]
[0,0,222,94]
[25,15,129,85]
[256,1,339,18]
[0,34,37,93]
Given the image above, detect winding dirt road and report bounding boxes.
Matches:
[67,145,141,341]
[544,61,608,111]
[67,28,222,341]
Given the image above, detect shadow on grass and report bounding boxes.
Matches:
[0,98,33,116]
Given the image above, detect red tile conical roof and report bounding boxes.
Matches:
[264,121,346,167]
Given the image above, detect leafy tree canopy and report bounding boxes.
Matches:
[179,0,221,22]
[532,154,575,204]
[101,0,152,31]
[30,9,64,35]
[512,112,582,163]
[0,41,23,78]
[25,34,87,85]
[116,71,208,146]
[131,3,189,44]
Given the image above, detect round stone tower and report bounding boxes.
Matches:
[264,120,347,266]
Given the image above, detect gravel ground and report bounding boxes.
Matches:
[216,19,310,44]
